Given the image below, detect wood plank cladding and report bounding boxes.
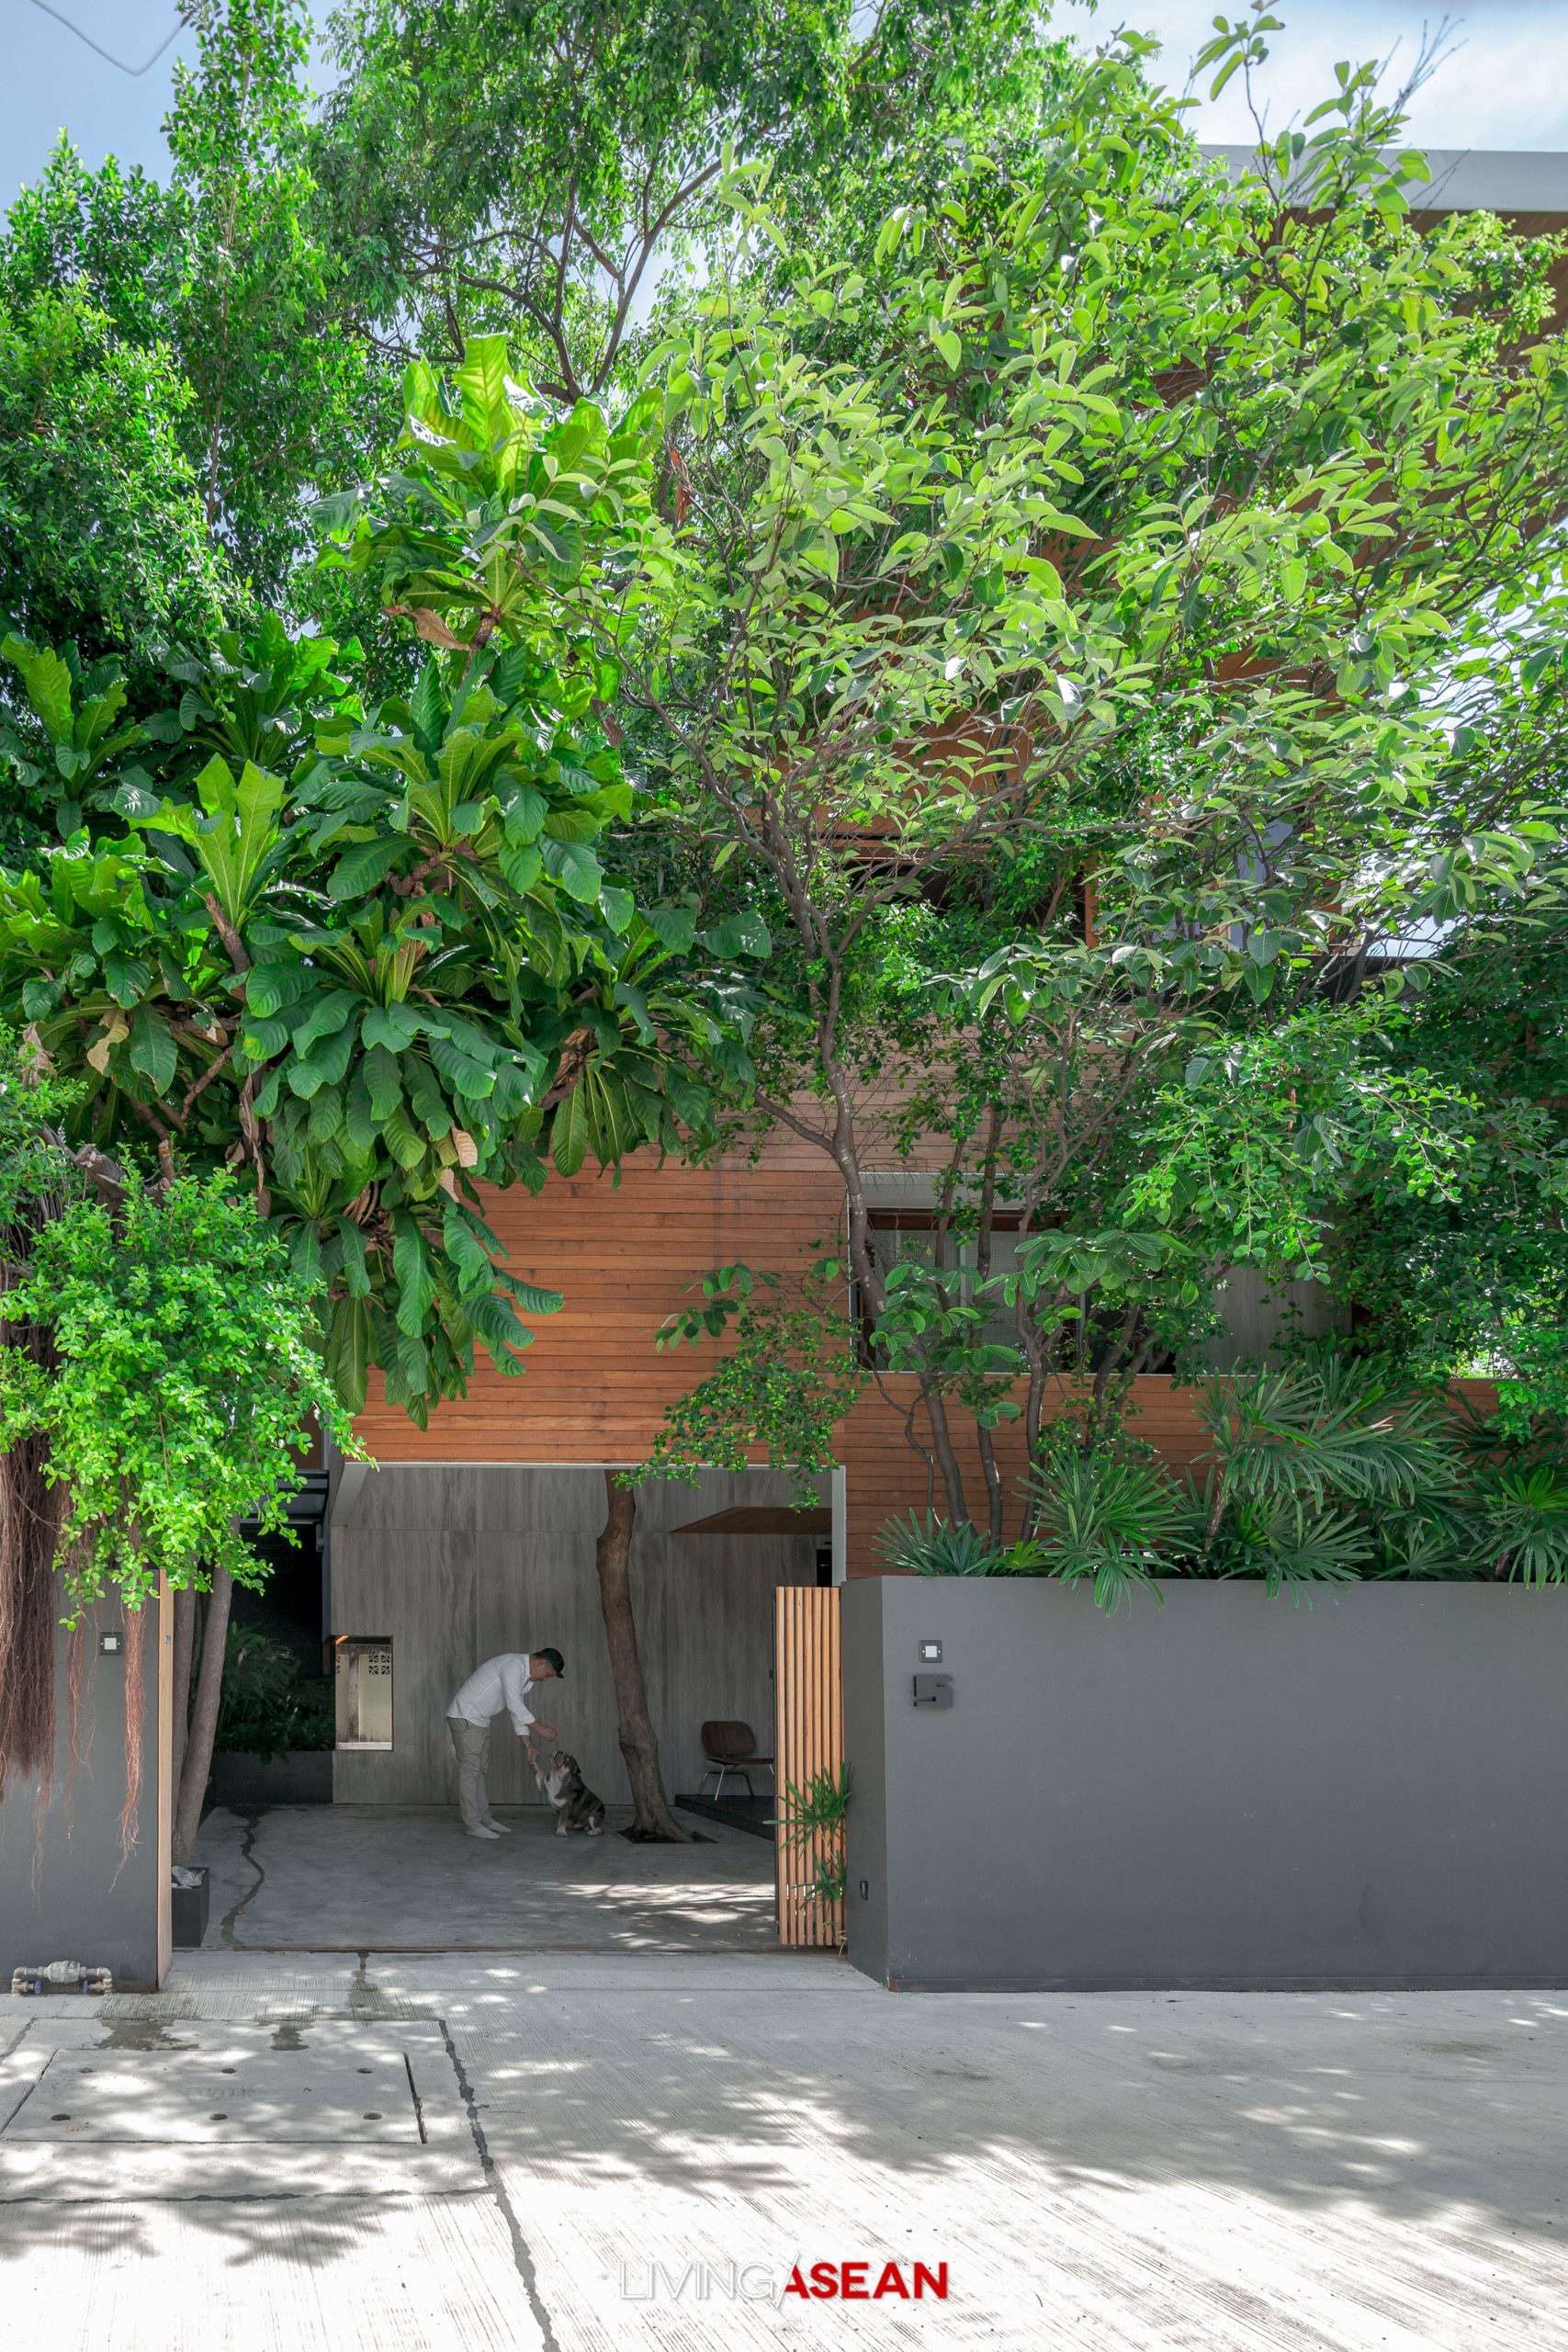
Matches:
[352,1160,1499,1582]
[835,1374,1212,1579]
[354,1159,846,1464]
[774,1585,845,1949]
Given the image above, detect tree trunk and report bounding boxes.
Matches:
[594,1469,689,1841]
[170,1587,197,1794]
[173,1563,231,1867]
[0,1428,61,1799]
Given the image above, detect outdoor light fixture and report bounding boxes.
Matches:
[918,1640,942,1663]
[96,1632,122,1657]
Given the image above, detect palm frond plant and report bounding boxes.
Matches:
[1021,1427,1189,1616]
[1465,1460,1568,1585]
[774,1764,852,1925]
[1363,1490,1480,1581]
[874,1510,1007,1577]
[1197,1491,1374,1598]
[1193,1360,1454,1514]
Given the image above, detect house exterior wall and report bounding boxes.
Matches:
[346,1158,1229,1573]
[347,1159,1496,1577]
[331,1464,817,1807]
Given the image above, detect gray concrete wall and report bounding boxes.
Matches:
[332,1465,818,1807]
[0,1601,163,1990]
[843,1577,1568,1991]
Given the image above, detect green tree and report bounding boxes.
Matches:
[0,338,766,1839]
[0,286,229,744]
[3,5,391,622]
[0,342,760,1422]
[0,1038,352,1861]
[599,26,1568,1531]
[315,0,1042,399]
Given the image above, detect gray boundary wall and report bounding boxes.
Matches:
[843,1577,1568,1991]
[0,1601,162,1991]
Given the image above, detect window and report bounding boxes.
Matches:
[865,1210,1022,1355]
[334,1635,392,1749]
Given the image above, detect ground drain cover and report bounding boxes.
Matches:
[4,2049,421,2143]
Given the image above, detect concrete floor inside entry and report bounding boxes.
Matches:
[194,1804,780,1953]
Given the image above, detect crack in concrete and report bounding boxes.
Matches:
[217,1807,266,1948]
[0,2017,36,2066]
[438,2017,559,2352]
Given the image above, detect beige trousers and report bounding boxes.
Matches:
[447,1714,499,1830]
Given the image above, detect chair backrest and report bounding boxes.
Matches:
[701,1719,756,1759]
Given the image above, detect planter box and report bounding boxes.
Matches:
[210,1750,334,1807]
[170,1866,209,1951]
[843,1578,1568,1992]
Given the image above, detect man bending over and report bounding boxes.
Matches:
[446,1646,564,1838]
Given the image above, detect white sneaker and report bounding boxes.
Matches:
[484,1820,513,1834]
[464,1826,502,1840]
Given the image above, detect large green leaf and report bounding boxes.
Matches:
[157,755,287,934]
[540,836,603,903]
[2,636,73,742]
[326,1294,373,1416]
[392,1216,436,1334]
[129,1004,178,1093]
[328,837,406,899]
[550,1083,591,1176]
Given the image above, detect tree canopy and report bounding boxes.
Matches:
[0,340,765,1420]
[604,28,1568,1522]
[0,0,1563,1498]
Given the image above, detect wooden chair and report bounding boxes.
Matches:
[699,1720,774,1800]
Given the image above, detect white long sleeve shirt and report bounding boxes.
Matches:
[446,1653,539,1737]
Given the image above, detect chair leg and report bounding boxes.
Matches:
[712,1763,728,1801]
[738,1770,754,1797]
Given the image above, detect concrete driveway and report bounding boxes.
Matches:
[3,1949,1565,2349]
[195,1802,778,1951]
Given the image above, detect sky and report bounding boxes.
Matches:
[2,0,1567,216]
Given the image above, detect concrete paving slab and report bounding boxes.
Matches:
[3,1955,1566,2350]
[195,1802,778,1951]
[3,2191,545,2352]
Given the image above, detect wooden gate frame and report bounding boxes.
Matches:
[773,1585,844,1948]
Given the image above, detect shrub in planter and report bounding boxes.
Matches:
[878,1353,1568,1612]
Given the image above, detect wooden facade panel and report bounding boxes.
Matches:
[774,1585,844,1948]
[353,1161,843,1465]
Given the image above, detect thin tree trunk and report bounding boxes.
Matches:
[594,1470,689,1842]
[921,1387,972,1525]
[170,1587,197,1794]
[173,1563,231,1868]
[976,1426,1005,1544]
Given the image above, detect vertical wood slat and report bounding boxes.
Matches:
[774,1585,844,1948]
[155,1575,173,1988]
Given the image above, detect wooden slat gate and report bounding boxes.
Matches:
[773,1585,844,1947]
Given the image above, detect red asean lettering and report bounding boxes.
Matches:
[783,2267,810,2300]
[873,2263,910,2299]
[913,2262,949,2299]
[809,2262,840,2298]
[841,2264,869,2299]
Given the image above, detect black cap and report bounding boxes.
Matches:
[535,1646,565,1679]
